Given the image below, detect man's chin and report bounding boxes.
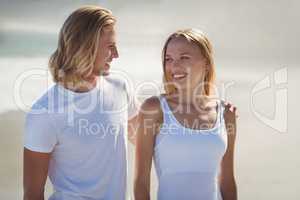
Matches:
[101,70,110,76]
[93,69,110,76]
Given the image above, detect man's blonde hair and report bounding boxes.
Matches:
[162,29,216,96]
[49,5,116,84]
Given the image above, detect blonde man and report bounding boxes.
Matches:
[24,6,138,200]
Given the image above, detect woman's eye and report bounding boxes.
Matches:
[181,56,190,60]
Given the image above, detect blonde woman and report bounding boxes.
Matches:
[134,29,237,200]
[23,6,138,200]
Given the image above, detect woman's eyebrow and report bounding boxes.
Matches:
[180,52,191,55]
[165,52,191,57]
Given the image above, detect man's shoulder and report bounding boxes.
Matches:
[103,74,131,91]
[28,85,58,114]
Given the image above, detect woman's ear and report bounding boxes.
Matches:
[205,63,210,73]
[204,58,210,70]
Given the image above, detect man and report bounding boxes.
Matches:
[23,5,138,200]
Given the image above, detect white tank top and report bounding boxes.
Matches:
[153,96,228,200]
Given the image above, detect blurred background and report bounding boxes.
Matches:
[0,0,299,199]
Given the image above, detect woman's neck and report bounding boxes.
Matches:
[176,88,209,104]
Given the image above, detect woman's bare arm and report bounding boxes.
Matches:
[134,97,162,200]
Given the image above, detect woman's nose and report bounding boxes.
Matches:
[172,59,181,69]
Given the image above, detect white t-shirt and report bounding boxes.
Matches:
[24,75,139,200]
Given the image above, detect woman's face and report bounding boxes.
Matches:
[165,36,208,94]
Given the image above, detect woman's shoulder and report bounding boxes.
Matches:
[141,95,162,111]
[140,96,163,122]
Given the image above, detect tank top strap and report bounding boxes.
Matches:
[218,99,225,127]
[158,95,176,125]
[218,99,224,119]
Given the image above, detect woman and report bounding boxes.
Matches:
[134,29,237,200]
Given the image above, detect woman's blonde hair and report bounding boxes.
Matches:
[162,28,216,96]
[49,5,116,84]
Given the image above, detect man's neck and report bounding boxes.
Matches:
[61,76,98,93]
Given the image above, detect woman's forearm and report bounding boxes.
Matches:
[134,181,151,200]
[220,179,237,200]
[23,190,44,200]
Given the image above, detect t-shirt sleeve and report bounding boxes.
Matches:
[124,81,140,120]
[24,109,58,153]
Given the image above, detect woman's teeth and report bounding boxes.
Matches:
[173,74,187,79]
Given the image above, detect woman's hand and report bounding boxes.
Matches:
[220,101,238,200]
[223,101,238,136]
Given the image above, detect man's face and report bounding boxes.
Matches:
[93,24,119,76]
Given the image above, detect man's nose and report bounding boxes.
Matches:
[112,46,119,59]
